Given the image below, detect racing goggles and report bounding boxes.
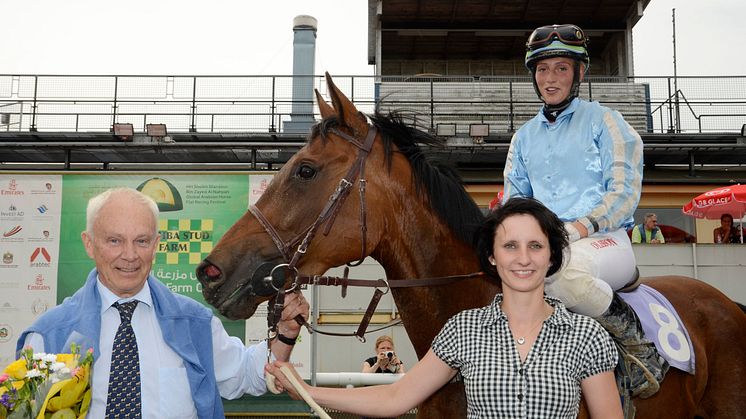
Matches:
[527,24,586,50]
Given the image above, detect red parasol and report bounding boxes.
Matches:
[488,191,504,211]
[682,184,746,243]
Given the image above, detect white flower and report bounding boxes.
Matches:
[42,353,58,363]
[26,368,43,378]
[50,362,67,372]
[33,352,47,361]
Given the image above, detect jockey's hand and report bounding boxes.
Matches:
[564,221,588,243]
[277,291,309,339]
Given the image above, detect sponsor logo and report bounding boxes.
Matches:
[0,204,24,218]
[695,196,731,206]
[28,229,53,242]
[30,247,52,267]
[0,301,18,312]
[0,324,12,343]
[28,274,51,291]
[32,298,49,315]
[591,238,619,249]
[3,225,22,237]
[3,252,13,264]
[704,188,730,196]
[37,204,49,214]
[30,247,51,262]
[30,181,56,195]
[1,179,24,196]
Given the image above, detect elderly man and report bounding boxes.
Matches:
[18,187,309,418]
[631,213,665,244]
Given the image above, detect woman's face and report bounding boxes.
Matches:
[489,214,551,294]
[376,340,394,353]
[534,57,581,105]
[721,216,733,228]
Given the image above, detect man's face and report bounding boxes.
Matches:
[645,216,658,231]
[81,195,159,298]
[534,57,582,105]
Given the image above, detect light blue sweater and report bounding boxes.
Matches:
[17,269,224,419]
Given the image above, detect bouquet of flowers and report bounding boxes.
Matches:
[0,344,93,419]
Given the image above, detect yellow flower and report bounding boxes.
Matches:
[57,354,77,369]
[3,358,27,380]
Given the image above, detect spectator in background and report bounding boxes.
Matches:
[361,335,405,374]
[631,213,665,244]
[714,213,744,244]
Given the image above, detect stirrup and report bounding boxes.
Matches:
[623,352,660,398]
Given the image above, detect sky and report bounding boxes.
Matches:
[0,0,743,77]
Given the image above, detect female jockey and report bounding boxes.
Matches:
[502,24,668,398]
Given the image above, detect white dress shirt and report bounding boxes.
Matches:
[25,277,270,419]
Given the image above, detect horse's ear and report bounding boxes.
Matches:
[315,89,335,120]
[325,72,367,134]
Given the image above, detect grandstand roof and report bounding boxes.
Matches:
[368,0,651,75]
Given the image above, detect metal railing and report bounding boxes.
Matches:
[1,74,745,136]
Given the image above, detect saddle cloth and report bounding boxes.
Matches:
[619,284,695,374]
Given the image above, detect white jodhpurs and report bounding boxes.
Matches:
[545,228,636,317]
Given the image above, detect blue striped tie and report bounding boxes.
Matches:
[105,300,142,418]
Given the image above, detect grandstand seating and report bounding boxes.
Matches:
[377,80,650,135]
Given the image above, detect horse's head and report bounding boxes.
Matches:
[196,73,393,319]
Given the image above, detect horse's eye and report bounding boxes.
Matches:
[296,164,317,180]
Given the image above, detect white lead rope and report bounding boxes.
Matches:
[266,369,332,419]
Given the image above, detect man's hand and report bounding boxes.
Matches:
[277,291,310,339]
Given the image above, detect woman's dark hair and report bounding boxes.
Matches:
[721,213,734,222]
[475,197,568,283]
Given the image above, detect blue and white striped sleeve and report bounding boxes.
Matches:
[578,109,643,234]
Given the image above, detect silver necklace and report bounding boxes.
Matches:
[512,317,546,345]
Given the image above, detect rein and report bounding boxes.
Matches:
[292,269,484,341]
[247,122,482,342]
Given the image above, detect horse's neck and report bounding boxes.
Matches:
[373,215,499,357]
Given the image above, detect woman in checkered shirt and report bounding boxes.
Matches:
[267,197,622,418]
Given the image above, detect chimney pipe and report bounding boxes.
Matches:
[283,15,318,133]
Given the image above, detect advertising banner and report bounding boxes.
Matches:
[0,175,62,366]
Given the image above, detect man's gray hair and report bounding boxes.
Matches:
[85,187,159,237]
[644,212,657,221]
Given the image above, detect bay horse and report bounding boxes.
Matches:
[197,73,746,418]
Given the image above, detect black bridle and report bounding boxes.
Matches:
[247,125,377,336]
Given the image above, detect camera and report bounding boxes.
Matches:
[385,351,394,360]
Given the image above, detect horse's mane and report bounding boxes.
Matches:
[312,112,485,247]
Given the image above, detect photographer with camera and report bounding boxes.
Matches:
[361,335,405,374]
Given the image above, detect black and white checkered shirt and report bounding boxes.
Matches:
[432,294,617,418]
